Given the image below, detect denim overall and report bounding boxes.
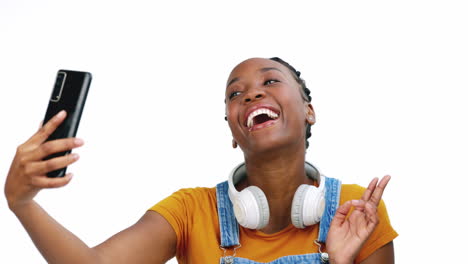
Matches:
[216,176,341,264]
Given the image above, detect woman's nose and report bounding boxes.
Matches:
[243,90,265,103]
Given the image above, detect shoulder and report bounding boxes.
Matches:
[147,186,217,238]
[167,186,216,199]
[339,183,367,203]
[149,186,217,212]
[147,186,220,257]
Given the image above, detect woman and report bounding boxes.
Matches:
[4,57,397,263]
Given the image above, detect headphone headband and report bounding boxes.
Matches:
[229,161,322,190]
[227,161,326,229]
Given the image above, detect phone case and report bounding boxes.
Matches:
[43,69,92,177]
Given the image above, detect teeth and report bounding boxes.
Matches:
[247,108,279,128]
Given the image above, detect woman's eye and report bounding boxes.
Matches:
[264,79,279,85]
[229,91,241,100]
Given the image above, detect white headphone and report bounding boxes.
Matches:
[227,162,326,230]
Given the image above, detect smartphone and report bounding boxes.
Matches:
[43,69,92,177]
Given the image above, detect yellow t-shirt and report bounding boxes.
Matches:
[150,184,398,264]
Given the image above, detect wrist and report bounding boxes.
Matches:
[329,254,354,264]
[329,259,353,264]
[5,187,38,213]
[8,199,36,215]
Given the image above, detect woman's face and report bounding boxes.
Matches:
[225,58,315,156]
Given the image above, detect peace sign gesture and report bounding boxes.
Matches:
[326,176,391,264]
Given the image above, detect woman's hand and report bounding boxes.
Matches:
[4,110,84,212]
[326,175,391,264]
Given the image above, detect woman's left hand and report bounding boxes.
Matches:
[326,175,391,264]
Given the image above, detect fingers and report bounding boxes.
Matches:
[361,177,378,201]
[351,199,366,211]
[31,173,74,189]
[368,175,391,206]
[348,200,379,235]
[361,175,391,206]
[364,202,379,227]
[24,153,80,176]
[23,137,84,162]
[332,200,353,226]
[27,110,67,146]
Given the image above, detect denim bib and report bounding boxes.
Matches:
[216,176,341,264]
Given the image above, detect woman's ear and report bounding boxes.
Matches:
[232,139,238,148]
[305,103,316,125]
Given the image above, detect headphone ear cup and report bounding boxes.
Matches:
[302,185,325,227]
[291,184,309,229]
[246,186,270,229]
[234,186,270,229]
[291,184,325,228]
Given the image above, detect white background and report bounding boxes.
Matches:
[1,0,467,263]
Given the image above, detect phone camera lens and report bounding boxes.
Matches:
[51,72,66,102]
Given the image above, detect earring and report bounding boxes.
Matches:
[232,139,238,149]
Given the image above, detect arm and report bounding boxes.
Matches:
[5,111,176,264]
[11,201,176,264]
[11,200,100,263]
[360,242,394,264]
[94,211,176,264]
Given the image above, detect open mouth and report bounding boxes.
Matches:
[245,107,280,131]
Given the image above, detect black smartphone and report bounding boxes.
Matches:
[43,69,92,177]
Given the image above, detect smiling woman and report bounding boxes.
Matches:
[4,57,397,264]
[151,58,397,263]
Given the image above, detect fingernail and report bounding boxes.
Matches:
[56,110,66,118]
[71,153,80,160]
[74,138,84,146]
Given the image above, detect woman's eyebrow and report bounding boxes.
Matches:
[259,67,283,74]
[227,77,239,88]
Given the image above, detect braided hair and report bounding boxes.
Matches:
[269,57,313,149]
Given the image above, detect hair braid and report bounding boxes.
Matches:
[269,57,313,149]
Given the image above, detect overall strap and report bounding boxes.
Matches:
[216,181,240,247]
[318,177,342,243]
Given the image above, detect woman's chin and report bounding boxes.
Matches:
[242,135,303,157]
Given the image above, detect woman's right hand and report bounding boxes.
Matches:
[4,110,84,212]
